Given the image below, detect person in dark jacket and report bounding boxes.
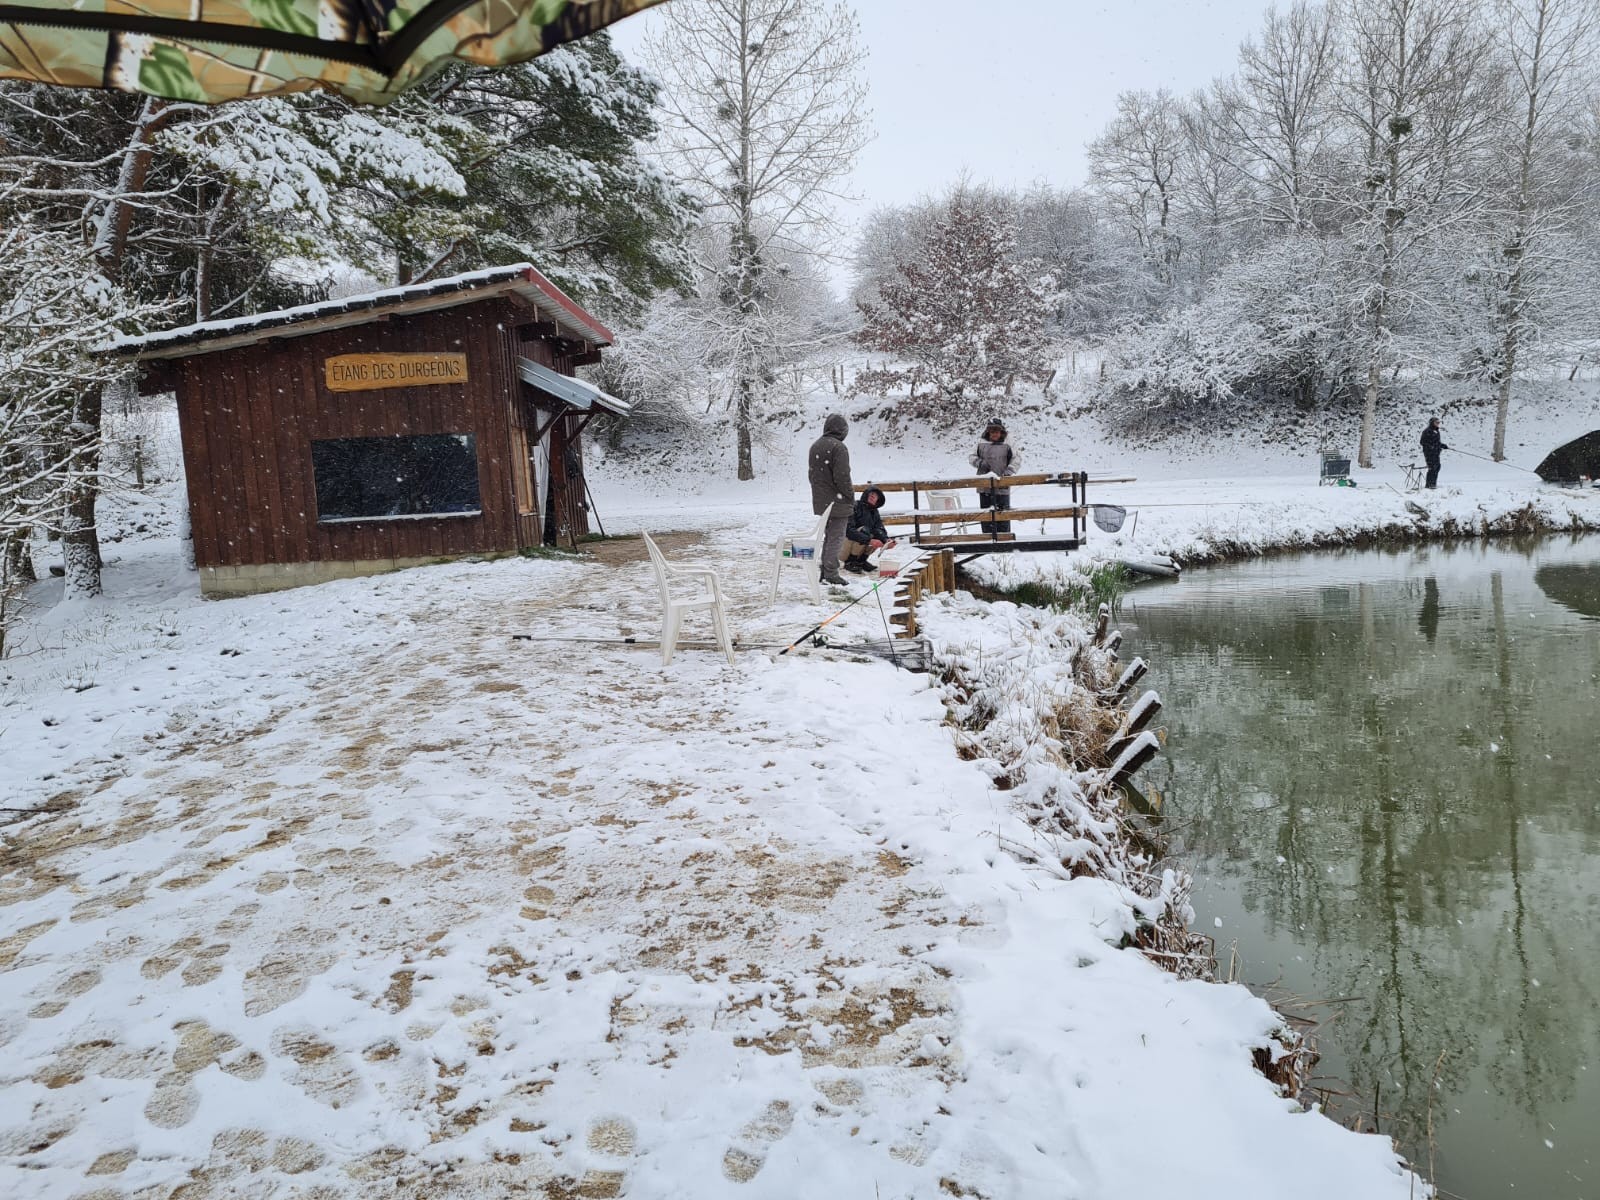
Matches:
[1421,418,1447,489]
[970,418,1021,533]
[808,413,853,584]
[841,487,897,573]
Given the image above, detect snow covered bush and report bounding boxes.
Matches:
[1098,235,1364,422]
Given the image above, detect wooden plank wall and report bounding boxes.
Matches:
[888,549,957,638]
[174,298,561,569]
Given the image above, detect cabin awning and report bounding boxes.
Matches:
[518,357,630,417]
[0,1,662,106]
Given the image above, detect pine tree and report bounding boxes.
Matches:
[855,195,1056,426]
[330,35,696,312]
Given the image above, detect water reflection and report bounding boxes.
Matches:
[1534,562,1600,620]
[1419,576,1439,643]
[1123,539,1600,1200]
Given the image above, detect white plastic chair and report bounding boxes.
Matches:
[926,489,967,535]
[642,532,735,666]
[769,503,831,604]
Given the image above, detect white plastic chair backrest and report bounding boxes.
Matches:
[811,502,833,543]
[642,532,673,610]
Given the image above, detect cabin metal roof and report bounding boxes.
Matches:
[110,263,614,361]
[517,357,631,417]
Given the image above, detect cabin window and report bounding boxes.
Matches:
[312,434,481,523]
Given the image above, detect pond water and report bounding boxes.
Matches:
[1120,536,1600,1200]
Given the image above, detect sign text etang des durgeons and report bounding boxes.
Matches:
[324,353,469,392]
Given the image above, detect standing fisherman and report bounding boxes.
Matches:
[1421,418,1448,489]
[808,413,853,585]
[970,418,1021,533]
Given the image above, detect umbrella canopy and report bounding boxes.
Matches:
[1534,430,1600,483]
[0,0,663,105]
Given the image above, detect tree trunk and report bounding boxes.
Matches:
[3,533,34,584]
[73,97,170,599]
[1493,0,1548,462]
[1491,232,1528,464]
[1362,210,1400,469]
[62,382,105,600]
[736,375,754,480]
[1361,358,1380,469]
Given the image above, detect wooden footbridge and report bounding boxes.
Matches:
[864,470,1133,638]
[857,471,1129,558]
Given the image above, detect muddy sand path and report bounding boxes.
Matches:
[2,535,970,1198]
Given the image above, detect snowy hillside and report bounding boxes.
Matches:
[592,356,1600,507]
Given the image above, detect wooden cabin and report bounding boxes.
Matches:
[118,264,628,597]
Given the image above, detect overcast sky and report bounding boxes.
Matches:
[610,0,1272,288]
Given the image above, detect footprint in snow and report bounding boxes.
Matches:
[575,1115,637,1198]
[270,1027,361,1108]
[144,1070,201,1129]
[813,1076,865,1113]
[243,947,335,1016]
[25,966,102,1019]
[722,1100,794,1184]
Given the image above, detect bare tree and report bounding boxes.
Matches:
[1482,0,1598,459]
[1087,89,1188,286]
[1175,88,1259,278]
[1224,1,1342,232]
[645,0,869,479]
[1339,0,1501,467]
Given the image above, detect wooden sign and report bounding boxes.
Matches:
[324,353,468,392]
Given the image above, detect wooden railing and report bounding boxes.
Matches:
[856,471,1092,554]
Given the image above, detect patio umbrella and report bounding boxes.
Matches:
[1534,429,1600,483]
[0,0,664,105]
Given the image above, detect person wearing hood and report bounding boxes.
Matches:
[1421,418,1447,489]
[808,413,853,585]
[969,418,1021,534]
[842,486,897,574]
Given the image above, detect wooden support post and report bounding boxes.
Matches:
[1105,691,1163,761]
[1104,658,1149,701]
[1108,732,1160,789]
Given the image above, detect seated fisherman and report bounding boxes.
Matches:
[842,486,897,574]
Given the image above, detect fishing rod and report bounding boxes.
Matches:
[870,573,902,669]
[779,564,910,656]
[1446,446,1542,475]
[511,633,783,650]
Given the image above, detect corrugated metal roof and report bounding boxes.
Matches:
[110,263,614,360]
[518,357,632,417]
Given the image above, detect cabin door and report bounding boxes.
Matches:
[512,394,548,550]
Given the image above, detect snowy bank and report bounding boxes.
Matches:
[964,473,1600,597]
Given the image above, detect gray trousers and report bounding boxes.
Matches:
[820,509,850,575]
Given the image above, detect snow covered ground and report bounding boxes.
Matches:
[1,466,1426,1197]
